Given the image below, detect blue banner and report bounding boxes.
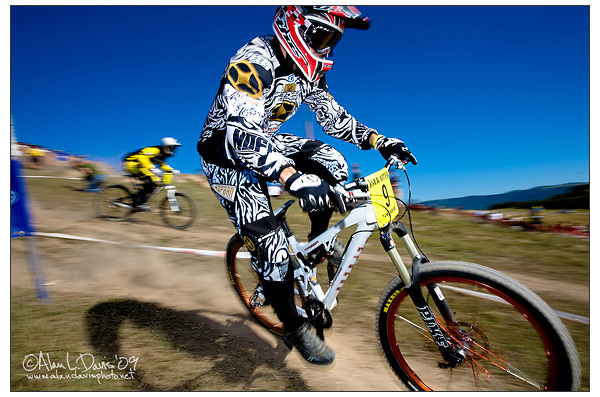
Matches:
[11,158,35,237]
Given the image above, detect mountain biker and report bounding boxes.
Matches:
[197,6,417,365]
[123,137,181,211]
[71,157,105,192]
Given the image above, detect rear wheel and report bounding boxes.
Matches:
[226,234,307,336]
[376,261,581,391]
[159,192,196,230]
[94,185,133,221]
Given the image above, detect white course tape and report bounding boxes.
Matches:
[440,284,589,325]
[33,232,225,257]
[32,233,588,325]
[23,176,82,180]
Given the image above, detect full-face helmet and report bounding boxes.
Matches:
[273,6,370,82]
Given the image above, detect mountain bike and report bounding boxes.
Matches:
[225,156,581,391]
[94,176,196,230]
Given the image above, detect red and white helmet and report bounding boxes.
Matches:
[273,6,370,82]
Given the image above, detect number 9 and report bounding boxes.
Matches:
[382,184,391,207]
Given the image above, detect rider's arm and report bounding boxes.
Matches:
[134,147,160,170]
[278,166,297,186]
[368,132,379,147]
[223,53,296,181]
[304,78,378,150]
[160,163,173,172]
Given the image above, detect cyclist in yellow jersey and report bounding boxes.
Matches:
[123,137,181,211]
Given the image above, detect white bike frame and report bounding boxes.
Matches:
[278,185,421,314]
[127,177,181,212]
[284,201,377,312]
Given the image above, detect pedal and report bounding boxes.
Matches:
[249,284,267,309]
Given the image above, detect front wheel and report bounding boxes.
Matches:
[376,261,581,391]
[94,184,133,221]
[159,192,196,230]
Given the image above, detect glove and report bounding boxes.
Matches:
[373,135,417,165]
[285,173,331,212]
[329,184,348,214]
[150,167,164,177]
[171,169,181,175]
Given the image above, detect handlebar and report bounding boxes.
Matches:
[386,154,407,171]
[343,155,406,192]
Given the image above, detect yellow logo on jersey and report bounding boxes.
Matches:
[212,184,236,202]
[227,60,263,99]
[270,101,295,122]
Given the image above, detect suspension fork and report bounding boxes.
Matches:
[165,185,179,211]
[380,223,464,366]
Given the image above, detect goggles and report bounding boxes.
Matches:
[303,21,342,55]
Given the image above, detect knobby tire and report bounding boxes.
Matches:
[94,184,133,221]
[159,192,196,230]
[375,260,581,391]
[225,234,285,335]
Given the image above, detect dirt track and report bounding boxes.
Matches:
[11,170,408,391]
[11,159,590,391]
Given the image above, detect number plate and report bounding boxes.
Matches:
[365,168,399,228]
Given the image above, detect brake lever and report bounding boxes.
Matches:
[387,155,407,171]
[329,184,348,214]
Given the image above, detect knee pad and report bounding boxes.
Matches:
[240,214,290,282]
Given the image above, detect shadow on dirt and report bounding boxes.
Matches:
[86,299,307,391]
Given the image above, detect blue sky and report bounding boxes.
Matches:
[10,5,590,202]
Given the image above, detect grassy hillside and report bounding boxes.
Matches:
[490,183,589,210]
[421,182,588,210]
[11,164,590,391]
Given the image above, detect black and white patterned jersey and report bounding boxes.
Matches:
[197,35,377,181]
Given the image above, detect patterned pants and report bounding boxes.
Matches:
[201,135,348,282]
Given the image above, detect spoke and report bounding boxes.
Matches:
[395,314,437,346]
[396,311,544,390]
[395,314,430,336]
[441,319,545,389]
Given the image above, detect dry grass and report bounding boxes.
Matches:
[11,163,589,390]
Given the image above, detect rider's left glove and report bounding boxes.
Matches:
[373,135,417,165]
[285,173,331,212]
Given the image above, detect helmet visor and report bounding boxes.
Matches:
[303,22,342,55]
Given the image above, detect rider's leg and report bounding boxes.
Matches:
[238,214,303,328]
[133,177,155,207]
[201,159,335,364]
[285,138,348,233]
[123,162,156,207]
[287,139,348,274]
[308,208,335,238]
[87,175,104,192]
[241,216,334,365]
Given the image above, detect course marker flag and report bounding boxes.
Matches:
[11,159,34,237]
[11,159,49,301]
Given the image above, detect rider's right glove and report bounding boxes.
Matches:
[285,173,332,212]
[150,167,164,177]
[373,135,417,165]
